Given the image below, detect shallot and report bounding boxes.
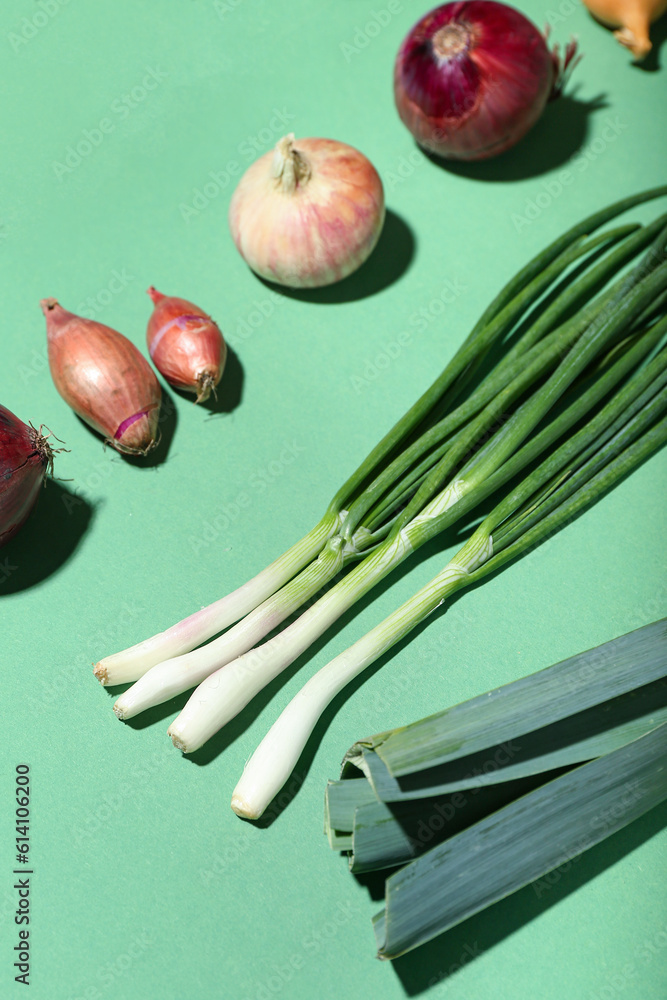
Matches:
[146,288,226,403]
[41,299,162,456]
[228,134,385,288]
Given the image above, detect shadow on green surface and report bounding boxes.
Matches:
[424,91,608,182]
[387,800,667,995]
[0,479,93,594]
[103,686,188,730]
[207,345,243,414]
[257,209,416,305]
[640,16,667,71]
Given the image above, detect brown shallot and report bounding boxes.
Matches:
[41,299,162,456]
[582,0,667,59]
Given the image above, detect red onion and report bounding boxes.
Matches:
[394,1,579,161]
[0,405,54,546]
[41,299,162,456]
[146,288,227,403]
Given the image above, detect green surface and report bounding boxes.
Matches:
[1,2,666,998]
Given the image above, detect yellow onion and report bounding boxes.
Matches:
[41,298,162,456]
[228,134,385,288]
[582,0,667,59]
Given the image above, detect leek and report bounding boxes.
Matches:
[323,621,667,958]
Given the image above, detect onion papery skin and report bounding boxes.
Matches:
[0,405,52,546]
[394,1,559,161]
[41,299,162,456]
[146,288,227,403]
[228,135,385,288]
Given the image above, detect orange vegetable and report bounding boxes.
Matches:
[582,0,667,59]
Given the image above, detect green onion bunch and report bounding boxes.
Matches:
[94,189,667,818]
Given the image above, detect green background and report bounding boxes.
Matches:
[1,1,666,998]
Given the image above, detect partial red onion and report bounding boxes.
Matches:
[41,299,162,456]
[0,405,54,546]
[394,1,579,161]
[146,288,227,403]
